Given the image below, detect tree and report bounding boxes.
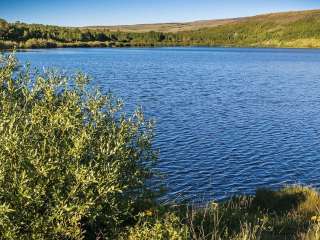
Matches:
[0,54,157,239]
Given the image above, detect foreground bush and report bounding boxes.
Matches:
[0,54,156,239]
[122,213,190,240]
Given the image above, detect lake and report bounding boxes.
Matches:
[16,47,320,202]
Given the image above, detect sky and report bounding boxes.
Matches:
[1,0,320,27]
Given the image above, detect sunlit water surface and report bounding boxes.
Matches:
[17,47,320,202]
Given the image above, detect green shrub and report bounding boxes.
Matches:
[0,53,156,239]
[23,38,57,48]
[302,223,320,240]
[0,41,18,49]
[122,213,190,240]
[86,41,109,47]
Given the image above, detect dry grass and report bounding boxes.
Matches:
[84,9,320,33]
[123,186,320,240]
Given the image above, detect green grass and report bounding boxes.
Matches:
[123,186,320,240]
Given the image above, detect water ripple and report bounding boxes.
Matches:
[17,47,320,202]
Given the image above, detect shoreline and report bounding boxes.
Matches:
[3,44,320,51]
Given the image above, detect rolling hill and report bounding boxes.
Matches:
[2,9,320,48]
[85,9,320,32]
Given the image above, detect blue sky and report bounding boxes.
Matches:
[1,0,320,27]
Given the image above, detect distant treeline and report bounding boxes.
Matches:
[0,19,172,49]
[2,13,320,49]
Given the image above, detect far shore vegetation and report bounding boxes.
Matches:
[1,53,320,239]
[2,9,320,49]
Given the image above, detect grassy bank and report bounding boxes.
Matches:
[4,39,320,50]
[124,185,320,240]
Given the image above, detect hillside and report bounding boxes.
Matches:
[85,18,238,32]
[85,9,320,32]
[2,9,320,48]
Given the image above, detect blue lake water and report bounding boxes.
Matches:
[16,47,320,202]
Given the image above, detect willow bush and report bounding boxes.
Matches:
[0,54,156,239]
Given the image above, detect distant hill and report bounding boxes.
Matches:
[84,18,238,32]
[2,9,320,49]
[84,9,320,32]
